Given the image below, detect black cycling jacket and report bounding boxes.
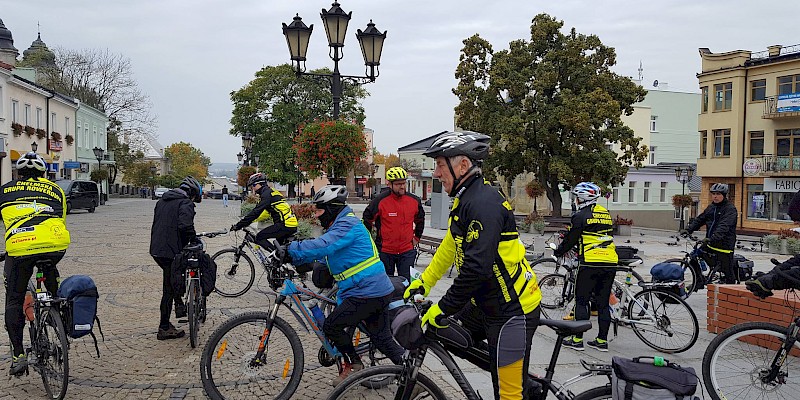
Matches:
[686,198,737,251]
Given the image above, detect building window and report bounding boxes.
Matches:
[36,108,42,129]
[612,188,619,203]
[747,184,769,219]
[0,86,3,118]
[12,100,18,123]
[749,131,764,156]
[650,116,658,132]
[76,120,82,147]
[628,181,636,203]
[701,86,709,113]
[85,124,90,148]
[700,130,708,157]
[778,75,800,96]
[751,79,766,101]
[24,104,30,125]
[674,207,683,220]
[649,146,657,164]
[93,126,98,148]
[65,117,70,135]
[660,182,667,203]
[776,129,800,156]
[51,112,57,132]
[643,182,650,202]
[714,82,733,111]
[713,129,731,157]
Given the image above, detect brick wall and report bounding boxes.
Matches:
[707,284,800,356]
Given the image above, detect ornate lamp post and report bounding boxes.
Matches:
[674,166,695,230]
[237,152,244,166]
[241,132,254,166]
[150,164,157,200]
[92,147,104,206]
[282,2,387,119]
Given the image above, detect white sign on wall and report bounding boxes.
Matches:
[742,158,763,176]
[764,177,800,192]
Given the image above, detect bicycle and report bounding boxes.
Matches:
[199,239,394,400]
[662,234,741,296]
[702,290,800,400]
[535,246,699,353]
[211,227,292,297]
[179,230,227,348]
[4,252,70,400]
[326,298,614,400]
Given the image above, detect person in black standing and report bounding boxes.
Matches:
[681,183,738,285]
[149,176,203,340]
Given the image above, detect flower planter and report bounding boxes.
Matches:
[617,225,632,236]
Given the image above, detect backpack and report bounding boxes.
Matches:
[57,275,104,357]
[611,356,699,400]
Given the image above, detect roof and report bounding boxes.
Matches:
[397,130,448,152]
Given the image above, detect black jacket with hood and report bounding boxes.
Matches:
[686,198,737,251]
[150,188,197,259]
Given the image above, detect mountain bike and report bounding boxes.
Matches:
[179,230,227,348]
[702,290,800,400]
[327,298,614,400]
[4,252,70,400]
[662,234,741,296]
[211,227,293,297]
[199,239,395,400]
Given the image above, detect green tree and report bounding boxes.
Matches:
[123,161,159,187]
[229,64,368,196]
[164,142,211,181]
[453,14,648,216]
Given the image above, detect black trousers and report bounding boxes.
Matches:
[255,224,297,248]
[701,248,736,284]
[379,249,416,281]
[3,252,64,356]
[574,266,616,340]
[154,256,183,331]
[323,293,405,365]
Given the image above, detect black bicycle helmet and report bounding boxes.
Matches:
[180,176,203,203]
[247,172,267,188]
[422,131,490,161]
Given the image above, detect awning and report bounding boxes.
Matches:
[10,150,53,163]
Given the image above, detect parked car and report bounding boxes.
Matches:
[55,180,99,214]
[154,187,169,199]
[206,189,241,200]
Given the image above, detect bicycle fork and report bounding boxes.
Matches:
[250,297,283,371]
[764,323,799,384]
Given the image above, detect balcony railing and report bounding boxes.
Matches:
[761,155,800,173]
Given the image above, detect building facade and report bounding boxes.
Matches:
[697,44,800,232]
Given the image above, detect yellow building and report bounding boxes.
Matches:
[697,44,800,232]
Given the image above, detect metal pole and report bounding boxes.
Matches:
[97,158,103,206]
[332,46,342,120]
[680,180,686,230]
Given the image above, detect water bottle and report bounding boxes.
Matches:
[410,267,423,282]
[625,271,632,286]
[308,300,325,329]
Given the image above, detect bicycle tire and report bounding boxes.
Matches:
[703,321,800,400]
[529,258,558,274]
[571,384,612,400]
[537,273,576,321]
[627,289,698,353]
[325,364,447,400]
[189,279,199,349]
[212,248,256,297]
[200,312,304,400]
[39,306,69,400]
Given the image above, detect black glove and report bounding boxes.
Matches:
[230,224,241,232]
[278,245,292,264]
[745,278,774,299]
[701,237,711,245]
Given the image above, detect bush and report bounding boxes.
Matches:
[90,169,109,183]
[291,203,318,223]
[787,237,800,254]
[295,220,321,239]
[764,234,781,249]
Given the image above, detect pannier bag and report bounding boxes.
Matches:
[616,246,639,262]
[734,254,754,281]
[57,275,104,356]
[171,250,218,297]
[650,262,687,301]
[199,252,217,297]
[611,356,699,400]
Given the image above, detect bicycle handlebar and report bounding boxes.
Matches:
[196,229,228,238]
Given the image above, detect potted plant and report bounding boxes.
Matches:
[776,229,800,255]
[24,125,35,137]
[35,128,47,140]
[64,134,74,145]
[524,212,546,234]
[51,131,62,141]
[525,180,546,213]
[614,215,633,236]
[11,122,23,136]
[672,194,693,209]
[763,234,781,253]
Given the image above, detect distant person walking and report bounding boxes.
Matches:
[222,185,229,207]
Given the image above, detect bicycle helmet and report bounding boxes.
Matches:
[312,185,348,228]
[247,172,267,188]
[179,176,203,203]
[572,182,601,209]
[710,183,729,196]
[422,131,490,161]
[16,151,47,172]
[386,167,408,182]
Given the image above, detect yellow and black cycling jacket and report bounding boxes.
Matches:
[421,175,541,317]
[237,185,298,229]
[554,203,618,266]
[0,177,70,256]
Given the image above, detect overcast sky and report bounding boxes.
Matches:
[2,1,796,163]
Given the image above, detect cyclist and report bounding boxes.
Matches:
[404,131,541,400]
[231,172,297,247]
[1,152,71,376]
[287,185,404,386]
[680,183,737,285]
[363,166,425,281]
[554,182,618,352]
[747,189,800,298]
[150,176,202,340]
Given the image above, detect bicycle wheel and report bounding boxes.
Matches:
[200,312,304,400]
[38,306,69,400]
[537,273,574,321]
[572,385,612,400]
[529,258,558,274]
[325,365,447,400]
[626,289,698,353]
[189,279,200,349]
[703,321,800,400]
[212,248,255,297]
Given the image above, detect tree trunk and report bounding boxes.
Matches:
[545,175,564,217]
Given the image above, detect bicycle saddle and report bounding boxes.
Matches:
[540,319,592,336]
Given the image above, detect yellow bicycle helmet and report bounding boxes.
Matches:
[386,167,408,182]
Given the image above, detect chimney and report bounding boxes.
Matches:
[768,45,783,57]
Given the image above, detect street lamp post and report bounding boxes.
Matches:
[150,165,157,200]
[282,2,387,119]
[92,147,104,206]
[674,166,695,230]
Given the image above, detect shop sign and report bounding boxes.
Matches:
[742,158,763,176]
[764,177,800,192]
[357,178,367,184]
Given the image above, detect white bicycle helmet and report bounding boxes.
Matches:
[572,182,601,209]
[312,185,348,206]
[16,152,47,172]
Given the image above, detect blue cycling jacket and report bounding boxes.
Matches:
[288,206,394,301]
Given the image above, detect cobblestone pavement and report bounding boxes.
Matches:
[0,198,462,400]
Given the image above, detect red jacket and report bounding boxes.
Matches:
[363,189,425,254]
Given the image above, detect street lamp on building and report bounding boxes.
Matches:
[92,147,105,206]
[253,153,260,169]
[150,165,157,200]
[282,2,387,119]
[674,166,695,230]
[30,141,38,152]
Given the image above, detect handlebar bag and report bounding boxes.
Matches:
[611,356,698,400]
